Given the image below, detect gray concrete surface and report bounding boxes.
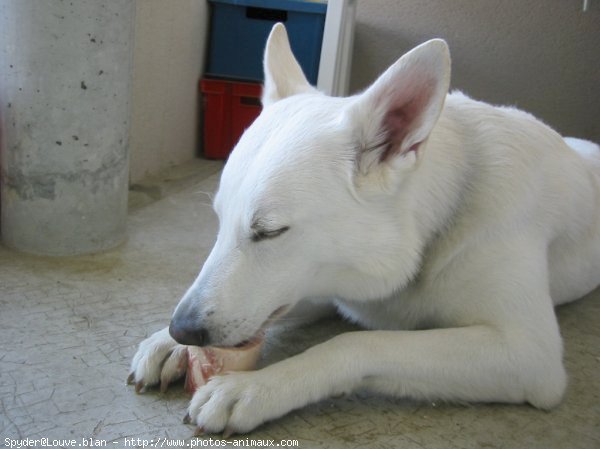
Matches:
[1,161,598,448]
[0,0,134,255]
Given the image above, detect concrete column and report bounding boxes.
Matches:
[0,0,135,255]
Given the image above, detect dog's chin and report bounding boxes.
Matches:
[222,304,291,349]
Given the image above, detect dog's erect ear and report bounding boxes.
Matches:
[347,39,450,174]
[262,23,315,107]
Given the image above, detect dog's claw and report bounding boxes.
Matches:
[160,379,168,394]
[127,372,135,385]
[183,413,191,424]
[134,380,145,394]
[223,426,234,439]
[193,426,205,437]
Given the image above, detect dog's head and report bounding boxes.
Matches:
[169,24,450,347]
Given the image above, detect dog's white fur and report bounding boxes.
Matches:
[131,24,600,434]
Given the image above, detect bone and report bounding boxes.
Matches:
[184,338,263,393]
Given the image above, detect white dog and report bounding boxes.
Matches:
[130,24,600,435]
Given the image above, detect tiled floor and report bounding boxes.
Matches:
[1,159,599,449]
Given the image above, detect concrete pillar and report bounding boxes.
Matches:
[0,0,135,255]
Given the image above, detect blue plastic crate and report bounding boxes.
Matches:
[207,0,327,84]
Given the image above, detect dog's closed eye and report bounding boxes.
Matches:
[251,226,290,242]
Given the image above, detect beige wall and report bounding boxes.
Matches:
[129,0,209,184]
[351,0,600,141]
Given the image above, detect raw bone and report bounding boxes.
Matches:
[184,339,263,393]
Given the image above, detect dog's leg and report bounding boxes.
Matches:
[188,318,566,436]
[128,327,188,393]
[346,325,566,408]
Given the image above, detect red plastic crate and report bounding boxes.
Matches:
[201,78,262,159]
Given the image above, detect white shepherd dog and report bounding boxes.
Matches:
[130,24,600,435]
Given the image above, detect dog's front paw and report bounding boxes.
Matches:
[128,327,187,393]
[186,370,289,436]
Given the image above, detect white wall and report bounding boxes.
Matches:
[129,0,209,184]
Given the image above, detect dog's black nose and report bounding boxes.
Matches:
[169,320,209,346]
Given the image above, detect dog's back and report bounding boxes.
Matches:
[427,92,600,305]
[564,137,600,169]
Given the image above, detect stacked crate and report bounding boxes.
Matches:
[201,0,328,159]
